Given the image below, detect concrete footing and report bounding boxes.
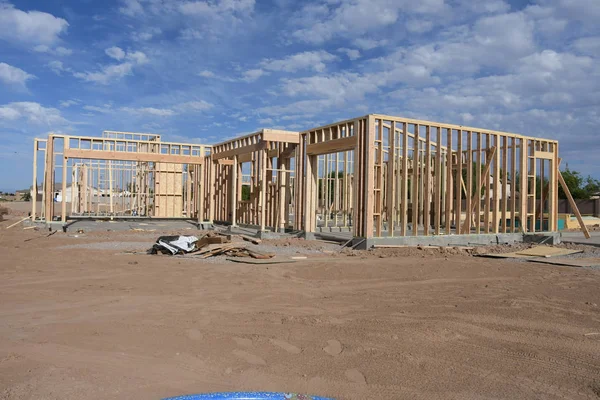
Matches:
[255,230,282,239]
[352,233,529,250]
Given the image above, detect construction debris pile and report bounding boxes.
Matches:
[149,232,275,260]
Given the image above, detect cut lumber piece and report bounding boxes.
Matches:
[6,217,31,229]
[227,257,297,264]
[477,252,534,259]
[558,169,591,239]
[241,235,261,244]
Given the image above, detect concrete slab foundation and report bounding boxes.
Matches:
[352,233,528,250]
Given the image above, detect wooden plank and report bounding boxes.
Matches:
[534,150,554,160]
[465,132,472,233]
[424,126,431,235]
[455,130,462,233]
[412,124,420,236]
[365,116,376,238]
[217,159,235,166]
[306,136,356,156]
[558,169,591,239]
[434,128,442,235]
[501,136,508,233]
[32,140,38,220]
[475,132,482,234]
[510,138,517,232]
[386,121,396,237]
[492,134,501,233]
[65,148,206,164]
[262,130,300,144]
[520,138,528,232]
[445,129,452,235]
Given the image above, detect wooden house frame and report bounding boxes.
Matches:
[33,131,211,223]
[207,129,299,232]
[297,114,561,241]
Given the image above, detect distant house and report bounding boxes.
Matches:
[53,184,102,202]
[29,185,43,201]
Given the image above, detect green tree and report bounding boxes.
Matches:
[558,167,600,199]
[21,192,32,201]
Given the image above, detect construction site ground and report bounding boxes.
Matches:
[1,205,599,399]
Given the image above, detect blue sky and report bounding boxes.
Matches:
[1,0,599,191]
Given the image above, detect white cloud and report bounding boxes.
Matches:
[105,46,126,60]
[176,100,213,111]
[0,102,69,125]
[259,51,337,73]
[0,63,35,87]
[119,0,144,16]
[74,63,135,84]
[122,107,176,117]
[47,60,71,75]
[406,19,434,33]
[120,101,213,117]
[353,38,388,50]
[337,48,361,60]
[73,49,148,84]
[131,27,161,41]
[59,100,78,108]
[0,3,69,45]
[179,0,255,17]
[83,104,113,113]
[125,50,149,65]
[291,0,445,44]
[242,68,266,82]
[33,45,73,56]
[198,70,215,78]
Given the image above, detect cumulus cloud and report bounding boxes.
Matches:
[33,45,72,56]
[259,51,337,73]
[119,0,144,17]
[121,107,176,117]
[337,48,361,60]
[242,69,266,82]
[120,101,213,117]
[0,63,35,87]
[290,0,446,44]
[105,46,126,60]
[83,104,113,113]
[73,48,149,84]
[0,102,69,125]
[179,0,255,17]
[0,3,69,45]
[59,100,79,108]
[47,60,71,75]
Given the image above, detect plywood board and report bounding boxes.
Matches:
[226,257,298,264]
[527,257,600,268]
[515,247,583,257]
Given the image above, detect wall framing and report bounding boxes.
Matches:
[35,131,210,223]
[208,129,299,232]
[297,114,560,240]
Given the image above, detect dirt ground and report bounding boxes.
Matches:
[1,210,599,399]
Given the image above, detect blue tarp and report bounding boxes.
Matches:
[163,392,334,400]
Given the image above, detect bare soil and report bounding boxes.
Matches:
[1,213,599,400]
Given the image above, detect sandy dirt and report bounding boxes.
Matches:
[1,213,599,399]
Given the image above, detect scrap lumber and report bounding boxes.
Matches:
[6,216,31,229]
[227,257,297,265]
[241,234,261,244]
